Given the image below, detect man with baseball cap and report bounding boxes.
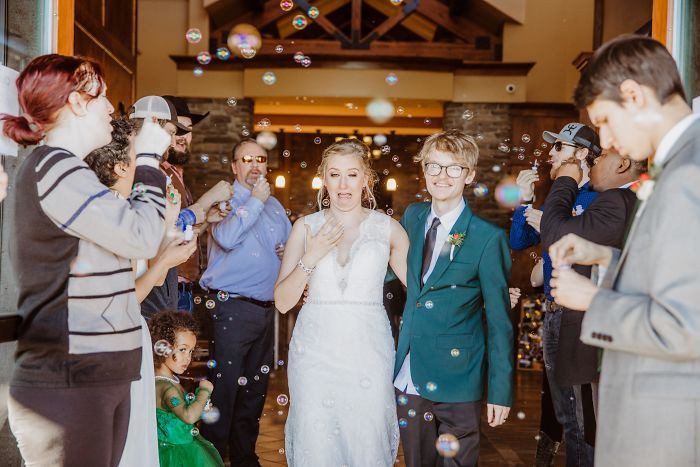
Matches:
[510,123,600,466]
[160,96,231,312]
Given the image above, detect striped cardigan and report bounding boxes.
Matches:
[11,145,166,387]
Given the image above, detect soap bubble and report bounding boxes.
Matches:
[385,73,398,86]
[517,154,525,160]
[216,47,231,60]
[300,56,312,67]
[383,169,390,176]
[424,411,434,421]
[194,296,202,305]
[275,44,284,53]
[492,164,501,173]
[185,28,202,43]
[294,124,303,132]
[521,134,531,143]
[238,377,248,385]
[217,291,229,301]
[292,15,308,30]
[408,409,416,418]
[190,427,199,437]
[425,381,437,392]
[435,433,460,458]
[278,360,285,366]
[193,67,204,77]
[206,359,217,369]
[277,394,289,406]
[261,365,270,374]
[314,137,322,144]
[386,208,394,215]
[279,448,285,454]
[200,153,209,163]
[424,118,432,125]
[366,98,395,124]
[498,142,510,153]
[373,134,387,146]
[283,150,291,158]
[390,0,402,5]
[381,145,391,155]
[473,183,489,198]
[185,392,195,403]
[495,176,523,208]
[201,406,221,424]
[396,106,405,114]
[294,51,305,63]
[205,299,216,309]
[462,109,474,120]
[240,47,256,59]
[307,6,320,18]
[450,348,461,357]
[534,148,543,157]
[399,418,408,428]
[226,97,237,107]
[280,0,294,11]
[262,71,277,85]
[517,411,526,420]
[256,131,277,150]
[300,161,307,168]
[197,52,212,65]
[154,340,173,357]
[386,292,394,299]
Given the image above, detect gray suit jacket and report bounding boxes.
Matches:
[580,116,700,467]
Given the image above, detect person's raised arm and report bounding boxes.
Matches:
[210,179,269,251]
[388,217,409,287]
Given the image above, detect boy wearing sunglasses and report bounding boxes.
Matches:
[510,122,601,466]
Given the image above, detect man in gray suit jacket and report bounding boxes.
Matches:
[548,35,700,467]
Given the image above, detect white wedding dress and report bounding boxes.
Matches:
[285,209,399,466]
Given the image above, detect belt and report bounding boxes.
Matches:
[543,299,564,313]
[209,290,274,309]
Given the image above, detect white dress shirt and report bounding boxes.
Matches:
[653,113,700,167]
[394,199,466,395]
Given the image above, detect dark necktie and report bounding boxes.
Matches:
[421,217,441,287]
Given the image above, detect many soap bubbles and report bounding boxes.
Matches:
[366,98,395,124]
[275,44,284,53]
[261,365,270,374]
[197,52,212,65]
[307,6,320,18]
[495,176,523,208]
[292,15,308,30]
[185,28,202,43]
[226,97,237,107]
[238,377,248,386]
[193,67,204,77]
[277,394,289,406]
[462,109,474,120]
[216,47,231,60]
[385,72,398,86]
[207,359,217,369]
[280,0,294,11]
[154,340,173,357]
[436,433,460,458]
[262,71,277,85]
[373,134,387,146]
[521,134,531,143]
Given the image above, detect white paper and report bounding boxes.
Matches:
[0,64,19,157]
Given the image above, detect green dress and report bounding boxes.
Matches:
[156,380,224,467]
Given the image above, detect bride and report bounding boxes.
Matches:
[274,138,409,466]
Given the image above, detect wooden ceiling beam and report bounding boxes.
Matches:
[363,0,436,42]
[361,0,418,46]
[351,0,362,44]
[294,0,352,46]
[415,0,496,44]
[277,0,350,39]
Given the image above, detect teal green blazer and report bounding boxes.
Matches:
[394,200,514,406]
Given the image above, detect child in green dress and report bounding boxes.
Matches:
[149,311,224,467]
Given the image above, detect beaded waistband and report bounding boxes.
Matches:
[305,299,383,307]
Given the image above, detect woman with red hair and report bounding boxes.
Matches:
[1,54,170,466]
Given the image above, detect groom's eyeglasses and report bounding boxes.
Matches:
[423,162,468,178]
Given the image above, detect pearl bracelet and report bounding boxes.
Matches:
[297,259,315,275]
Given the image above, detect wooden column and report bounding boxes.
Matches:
[56,0,75,55]
[652,0,670,46]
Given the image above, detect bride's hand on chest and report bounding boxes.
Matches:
[303,216,345,266]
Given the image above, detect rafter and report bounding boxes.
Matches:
[277,0,350,38]
[415,0,496,44]
[360,0,418,46]
[295,0,352,46]
[351,0,362,44]
[363,0,436,42]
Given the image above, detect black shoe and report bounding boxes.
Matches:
[534,430,561,467]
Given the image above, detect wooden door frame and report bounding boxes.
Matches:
[55,0,75,55]
[652,0,670,46]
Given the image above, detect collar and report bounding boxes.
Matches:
[654,113,700,167]
[619,180,636,189]
[427,197,465,232]
[160,160,184,179]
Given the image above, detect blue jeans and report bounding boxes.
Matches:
[177,287,193,313]
[543,309,594,467]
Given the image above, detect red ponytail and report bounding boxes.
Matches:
[0,54,106,146]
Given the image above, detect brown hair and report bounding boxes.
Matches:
[1,54,106,146]
[148,311,199,367]
[84,117,136,187]
[415,129,479,170]
[317,138,377,210]
[574,35,686,108]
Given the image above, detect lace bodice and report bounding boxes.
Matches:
[304,209,390,305]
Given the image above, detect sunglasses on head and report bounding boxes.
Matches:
[237,154,267,164]
[553,141,579,152]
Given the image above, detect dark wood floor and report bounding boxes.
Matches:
[252,369,565,466]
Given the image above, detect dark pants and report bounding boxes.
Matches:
[539,367,563,442]
[8,383,131,467]
[396,389,481,467]
[543,310,595,467]
[200,297,274,466]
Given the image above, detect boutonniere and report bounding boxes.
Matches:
[447,233,466,261]
[630,171,656,201]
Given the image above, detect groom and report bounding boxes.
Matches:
[395,129,514,466]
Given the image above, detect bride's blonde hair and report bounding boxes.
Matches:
[316,138,377,211]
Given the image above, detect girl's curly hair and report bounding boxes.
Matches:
[148,311,199,366]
